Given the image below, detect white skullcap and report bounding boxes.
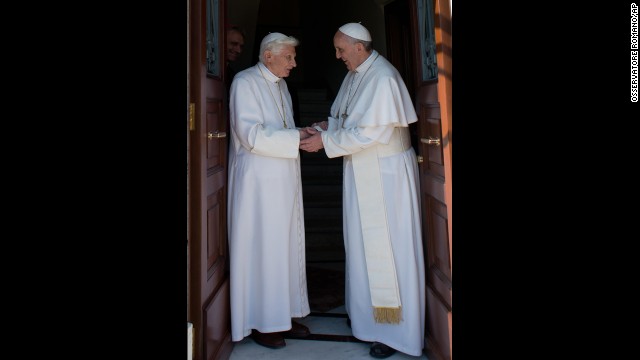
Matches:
[338,22,371,41]
[260,32,289,47]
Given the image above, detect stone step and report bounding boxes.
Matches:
[302,170,342,184]
[300,151,343,164]
[299,117,325,127]
[298,87,344,257]
[304,207,342,221]
[306,236,345,252]
[303,193,341,204]
[304,217,341,234]
[296,88,330,101]
[302,164,342,183]
[305,248,345,263]
[298,102,332,114]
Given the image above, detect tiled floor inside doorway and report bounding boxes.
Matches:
[228,305,429,360]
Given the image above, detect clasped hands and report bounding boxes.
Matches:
[298,121,327,153]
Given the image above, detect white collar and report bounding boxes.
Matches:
[354,50,379,73]
[258,62,281,82]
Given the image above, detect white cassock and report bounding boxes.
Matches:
[321,50,426,356]
[228,62,310,342]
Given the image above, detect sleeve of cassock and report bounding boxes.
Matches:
[321,124,395,158]
[230,75,300,159]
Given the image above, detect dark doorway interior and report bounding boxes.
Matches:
[300,145,345,313]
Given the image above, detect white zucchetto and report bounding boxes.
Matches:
[338,22,372,41]
[260,32,289,48]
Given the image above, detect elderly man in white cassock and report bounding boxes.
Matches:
[300,22,426,358]
[227,32,315,350]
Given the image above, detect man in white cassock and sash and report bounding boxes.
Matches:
[300,22,426,358]
[227,32,313,350]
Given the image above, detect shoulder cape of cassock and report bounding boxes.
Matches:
[330,50,417,140]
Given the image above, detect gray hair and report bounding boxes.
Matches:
[343,34,373,51]
[259,35,300,63]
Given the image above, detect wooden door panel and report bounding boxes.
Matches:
[426,287,452,360]
[422,174,445,204]
[206,175,226,284]
[425,197,450,302]
[204,279,233,360]
[189,0,231,359]
[204,85,227,290]
[206,95,226,168]
[408,0,452,359]
[425,115,444,176]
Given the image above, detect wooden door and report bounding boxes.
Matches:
[188,0,232,359]
[408,0,453,359]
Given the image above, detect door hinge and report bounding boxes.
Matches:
[189,103,195,131]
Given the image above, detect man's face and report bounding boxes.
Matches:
[265,45,297,78]
[333,31,361,72]
[226,30,244,63]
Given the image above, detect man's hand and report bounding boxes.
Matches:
[299,127,318,140]
[300,132,324,152]
[311,121,328,131]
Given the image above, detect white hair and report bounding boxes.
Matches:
[258,34,299,63]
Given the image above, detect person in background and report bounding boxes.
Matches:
[225,25,246,95]
[227,32,313,350]
[299,22,426,359]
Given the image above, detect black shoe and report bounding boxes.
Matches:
[369,342,396,358]
[346,317,351,328]
[282,320,310,338]
[251,329,286,349]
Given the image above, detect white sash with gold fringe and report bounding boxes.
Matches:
[350,127,411,324]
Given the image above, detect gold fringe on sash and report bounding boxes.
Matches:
[373,306,402,324]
